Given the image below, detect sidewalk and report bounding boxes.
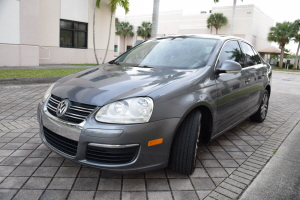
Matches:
[240,118,300,199]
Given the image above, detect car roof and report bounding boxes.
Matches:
[155,34,243,42]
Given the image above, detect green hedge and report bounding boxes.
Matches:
[276,61,294,69]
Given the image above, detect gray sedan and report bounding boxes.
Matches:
[37,35,271,175]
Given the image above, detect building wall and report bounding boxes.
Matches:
[0,0,20,44]
[0,0,40,66]
[0,0,114,66]
[61,0,88,23]
[115,4,273,56]
[0,0,41,66]
[40,0,114,65]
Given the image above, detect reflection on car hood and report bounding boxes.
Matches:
[52,64,196,106]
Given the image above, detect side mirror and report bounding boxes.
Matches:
[216,60,242,74]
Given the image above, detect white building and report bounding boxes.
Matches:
[115,4,274,56]
[0,0,115,67]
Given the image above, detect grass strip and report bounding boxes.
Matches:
[0,68,87,79]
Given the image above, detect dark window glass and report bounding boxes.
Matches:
[127,46,132,51]
[74,32,87,48]
[60,20,87,48]
[114,45,118,52]
[251,47,262,64]
[60,21,73,29]
[218,40,244,68]
[240,42,257,66]
[78,23,87,31]
[60,30,73,47]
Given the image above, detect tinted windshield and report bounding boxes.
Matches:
[115,37,218,69]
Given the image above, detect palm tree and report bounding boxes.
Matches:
[213,0,242,36]
[268,21,294,69]
[151,0,160,38]
[93,0,100,64]
[292,19,300,69]
[207,22,213,34]
[137,21,152,40]
[116,21,134,52]
[207,13,228,34]
[96,0,130,64]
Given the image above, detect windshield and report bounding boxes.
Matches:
[115,37,218,69]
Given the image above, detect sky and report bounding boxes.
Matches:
[116,0,300,53]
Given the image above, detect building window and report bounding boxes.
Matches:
[60,20,88,48]
[126,46,132,51]
[114,45,118,52]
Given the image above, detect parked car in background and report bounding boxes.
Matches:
[37,35,272,175]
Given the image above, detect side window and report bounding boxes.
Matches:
[240,42,257,67]
[251,47,262,64]
[218,40,244,68]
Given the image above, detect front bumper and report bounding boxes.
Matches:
[37,102,180,173]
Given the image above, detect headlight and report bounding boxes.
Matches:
[42,83,55,103]
[95,97,154,124]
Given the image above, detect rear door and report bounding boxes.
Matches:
[215,40,249,133]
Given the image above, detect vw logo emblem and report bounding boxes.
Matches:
[56,99,70,117]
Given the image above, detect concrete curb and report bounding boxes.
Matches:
[0,76,61,85]
[273,71,300,75]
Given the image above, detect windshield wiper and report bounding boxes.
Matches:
[133,65,153,68]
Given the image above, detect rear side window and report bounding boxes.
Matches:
[240,42,258,67]
[217,40,244,68]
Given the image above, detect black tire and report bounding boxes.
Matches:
[169,109,201,175]
[250,90,269,123]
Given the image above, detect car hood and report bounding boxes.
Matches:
[52,64,196,106]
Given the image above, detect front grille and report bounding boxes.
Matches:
[86,145,139,165]
[47,94,97,124]
[43,126,78,156]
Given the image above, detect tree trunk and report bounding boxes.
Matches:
[230,0,237,36]
[102,12,113,64]
[216,28,218,35]
[93,0,99,64]
[294,42,300,70]
[151,0,160,38]
[279,46,285,69]
[124,36,127,52]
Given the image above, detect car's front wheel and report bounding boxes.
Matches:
[250,90,269,123]
[169,109,201,175]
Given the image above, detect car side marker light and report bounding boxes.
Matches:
[148,138,163,146]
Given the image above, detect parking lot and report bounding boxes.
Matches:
[0,72,300,200]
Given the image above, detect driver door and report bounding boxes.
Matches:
[214,40,249,134]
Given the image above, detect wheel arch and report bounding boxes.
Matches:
[172,103,214,145]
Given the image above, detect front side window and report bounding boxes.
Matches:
[251,47,262,64]
[115,37,218,69]
[217,40,244,68]
[240,42,257,67]
[60,20,87,48]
